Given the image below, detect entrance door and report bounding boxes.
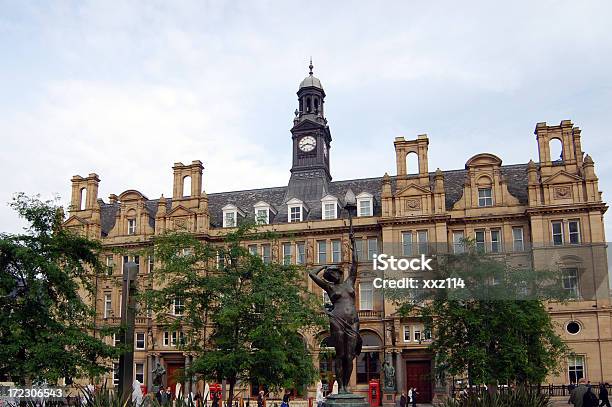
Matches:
[405,361,432,403]
[166,362,185,397]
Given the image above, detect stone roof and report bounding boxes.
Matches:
[98,163,530,234]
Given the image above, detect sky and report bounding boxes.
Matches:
[1,0,612,241]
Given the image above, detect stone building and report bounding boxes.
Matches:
[64,64,611,404]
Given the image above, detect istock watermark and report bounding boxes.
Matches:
[372,253,433,271]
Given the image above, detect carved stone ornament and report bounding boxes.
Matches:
[173,218,187,229]
[554,186,572,199]
[405,198,421,210]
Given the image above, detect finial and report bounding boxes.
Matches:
[309,57,313,76]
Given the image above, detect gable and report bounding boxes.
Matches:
[465,153,502,169]
[291,118,325,132]
[396,183,431,197]
[118,189,148,202]
[166,205,195,217]
[542,170,582,185]
[63,215,88,227]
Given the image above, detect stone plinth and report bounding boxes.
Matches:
[324,393,369,407]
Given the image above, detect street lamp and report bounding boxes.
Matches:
[344,188,357,233]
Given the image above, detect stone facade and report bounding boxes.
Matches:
[64,67,610,404]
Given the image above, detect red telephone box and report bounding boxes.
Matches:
[368,380,381,407]
[210,383,223,401]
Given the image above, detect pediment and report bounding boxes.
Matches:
[291,119,325,132]
[465,153,502,169]
[166,205,195,217]
[542,170,581,185]
[63,215,88,227]
[396,183,431,197]
[118,189,148,202]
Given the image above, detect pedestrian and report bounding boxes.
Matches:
[165,386,173,406]
[257,390,265,407]
[599,383,611,407]
[212,391,220,407]
[399,391,407,407]
[281,390,290,407]
[571,378,590,407]
[410,388,418,407]
[156,387,164,404]
[584,385,598,407]
[316,383,324,407]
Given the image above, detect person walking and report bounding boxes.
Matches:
[584,385,599,407]
[316,383,324,407]
[599,384,611,407]
[257,390,265,407]
[281,390,291,407]
[399,392,407,407]
[410,388,418,407]
[571,379,591,407]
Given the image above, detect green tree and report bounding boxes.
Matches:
[394,241,569,390]
[143,226,324,405]
[0,194,120,384]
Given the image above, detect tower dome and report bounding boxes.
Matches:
[299,59,324,91]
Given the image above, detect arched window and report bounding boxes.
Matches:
[183,176,192,197]
[314,98,319,112]
[549,138,563,162]
[306,97,312,113]
[299,99,303,112]
[406,152,419,174]
[80,188,87,210]
[357,331,382,384]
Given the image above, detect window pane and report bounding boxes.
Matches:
[403,326,410,342]
[569,221,580,244]
[453,231,465,254]
[248,245,258,256]
[324,203,336,220]
[317,241,327,264]
[417,230,428,255]
[331,240,341,263]
[491,230,501,253]
[282,242,292,265]
[367,238,378,260]
[552,221,564,245]
[290,206,302,222]
[478,188,493,207]
[475,230,486,252]
[513,227,524,252]
[562,268,579,298]
[296,243,305,264]
[135,363,144,383]
[262,245,271,264]
[402,232,413,256]
[256,209,268,224]
[355,239,364,261]
[358,200,372,217]
[359,282,373,310]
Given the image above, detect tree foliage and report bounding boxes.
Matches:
[395,242,569,386]
[143,225,324,403]
[0,194,120,384]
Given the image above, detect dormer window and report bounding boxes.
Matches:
[287,198,306,223]
[127,218,136,235]
[222,204,244,228]
[478,188,493,207]
[321,195,338,220]
[253,201,276,225]
[356,192,373,217]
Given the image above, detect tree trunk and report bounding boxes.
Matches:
[227,378,236,407]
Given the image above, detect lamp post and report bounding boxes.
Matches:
[344,188,357,238]
[118,261,138,402]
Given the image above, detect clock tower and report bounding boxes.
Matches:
[289,60,332,182]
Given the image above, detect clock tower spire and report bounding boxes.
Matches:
[290,59,332,182]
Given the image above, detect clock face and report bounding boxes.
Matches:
[299,136,316,152]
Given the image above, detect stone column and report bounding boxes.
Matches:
[185,354,191,395]
[147,354,154,392]
[394,352,404,393]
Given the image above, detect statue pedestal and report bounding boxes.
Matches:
[324,393,369,407]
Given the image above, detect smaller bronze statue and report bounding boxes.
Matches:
[309,231,362,394]
[382,356,396,390]
[152,362,166,387]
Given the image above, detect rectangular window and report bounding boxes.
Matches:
[475,230,486,252]
[490,229,501,253]
[417,230,428,255]
[135,363,144,383]
[562,268,579,298]
[171,331,177,346]
[147,256,154,273]
[513,227,524,252]
[453,231,465,254]
[568,220,581,244]
[403,326,411,342]
[358,199,372,217]
[123,255,140,273]
[296,242,305,264]
[367,238,378,260]
[106,255,114,275]
[127,219,136,235]
[331,240,341,263]
[402,232,413,256]
[414,329,422,343]
[113,333,120,347]
[568,355,585,384]
[355,239,364,262]
[261,244,271,264]
[552,221,564,245]
[163,331,170,346]
[359,282,373,310]
[290,206,302,222]
[248,245,258,256]
[424,329,432,341]
[478,188,493,207]
[104,293,112,319]
[135,332,145,350]
[113,363,120,386]
[173,297,184,316]
[317,240,327,264]
[323,203,336,220]
[256,209,268,225]
[224,212,236,227]
[282,242,292,265]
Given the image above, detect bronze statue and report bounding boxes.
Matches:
[309,230,362,394]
